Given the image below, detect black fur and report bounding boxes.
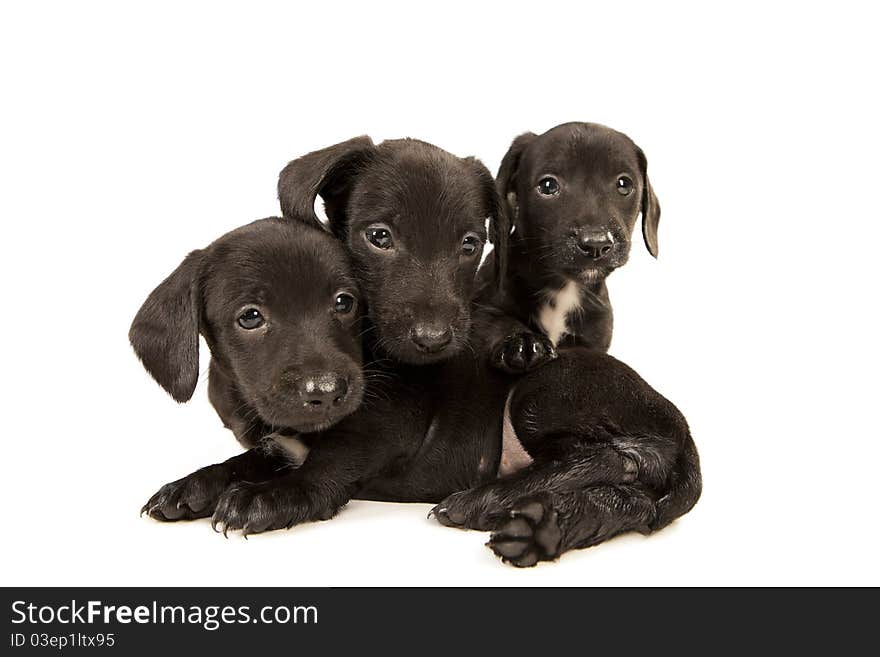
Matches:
[480,122,661,355]
[198,138,522,531]
[138,137,700,568]
[133,218,365,520]
[431,349,701,566]
[138,140,517,529]
[279,136,505,365]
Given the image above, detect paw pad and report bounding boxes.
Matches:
[487,497,562,567]
[492,332,558,373]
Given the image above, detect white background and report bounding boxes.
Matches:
[1,1,878,586]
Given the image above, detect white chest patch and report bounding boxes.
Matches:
[270,433,310,467]
[537,280,582,346]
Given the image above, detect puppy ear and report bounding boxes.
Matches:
[637,147,661,258]
[496,132,537,231]
[129,250,202,403]
[277,136,376,238]
[465,156,508,290]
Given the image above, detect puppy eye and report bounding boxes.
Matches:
[617,176,634,196]
[461,234,481,256]
[537,176,560,196]
[365,224,394,250]
[334,293,356,315]
[237,308,265,330]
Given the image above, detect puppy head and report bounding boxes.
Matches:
[497,122,660,282]
[129,218,364,433]
[279,137,502,365]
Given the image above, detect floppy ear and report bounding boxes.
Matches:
[465,156,508,290]
[277,136,376,239]
[129,250,202,403]
[495,132,537,232]
[637,147,661,258]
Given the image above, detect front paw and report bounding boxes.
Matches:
[211,481,297,536]
[487,496,562,567]
[491,331,557,373]
[142,465,231,521]
[211,480,341,536]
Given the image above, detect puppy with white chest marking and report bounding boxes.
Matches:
[481,122,661,368]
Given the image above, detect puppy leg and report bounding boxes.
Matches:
[211,428,386,536]
[430,443,637,530]
[142,444,292,521]
[211,475,349,536]
[487,436,702,567]
[487,484,656,567]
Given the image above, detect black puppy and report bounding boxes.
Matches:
[279,135,552,370]
[279,136,521,364]
[481,122,661,361]
[133,217,364,521]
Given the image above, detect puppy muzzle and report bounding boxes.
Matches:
[256,367,363,432]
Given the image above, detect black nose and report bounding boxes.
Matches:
[296,373,349,407]
[410,322,453,353]
[576,230,614,259]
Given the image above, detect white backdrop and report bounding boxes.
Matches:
[1,1,877,586]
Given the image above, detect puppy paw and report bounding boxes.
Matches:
[491,331,557,374]
[211,481,290,536]
[429,489,506,531]
[487,496,562,567]
[211,480,338,536]
[142,465,231,521]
